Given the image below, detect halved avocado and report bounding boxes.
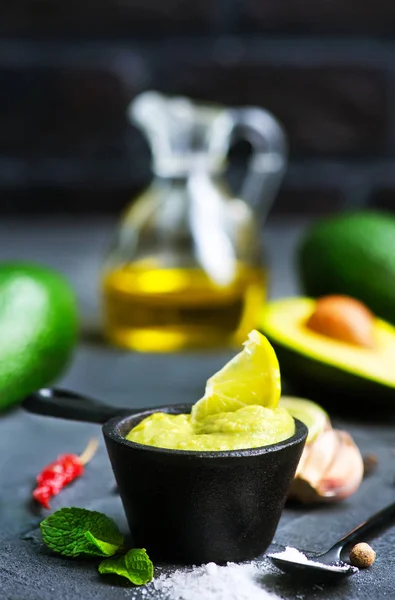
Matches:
[260,298,395,412]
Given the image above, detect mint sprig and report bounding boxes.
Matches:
[40,507,153,587]
[40,507,124,557]
[99,548,154,585]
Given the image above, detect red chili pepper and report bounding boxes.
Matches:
[33,439,98,509]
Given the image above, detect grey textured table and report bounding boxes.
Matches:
[1,217,394,600]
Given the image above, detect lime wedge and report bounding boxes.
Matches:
[279,396,329,443]
[191,330,281,422]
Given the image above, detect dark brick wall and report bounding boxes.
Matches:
[160,62,388,156]
[1,2,395,215]
[241,1,395,33]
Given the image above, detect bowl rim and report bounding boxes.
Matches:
[102,403,308,459]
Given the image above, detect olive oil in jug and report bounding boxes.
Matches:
[101,92,286,351]
[103,262,267,351]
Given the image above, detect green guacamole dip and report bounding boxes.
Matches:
[126,404,294,451]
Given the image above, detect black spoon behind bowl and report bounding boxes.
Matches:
[23,387,308,565]
[22,387,165,424]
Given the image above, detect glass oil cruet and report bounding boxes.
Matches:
[101,91,287,352]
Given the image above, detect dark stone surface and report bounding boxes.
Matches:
[0,218,394,599]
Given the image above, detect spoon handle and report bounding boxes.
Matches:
[332,500,395,552]
[23,387,136,424]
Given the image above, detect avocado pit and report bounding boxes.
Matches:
[305,295,375,349]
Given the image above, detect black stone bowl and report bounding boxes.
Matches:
[103,404,307,565]
[22,389,307,565]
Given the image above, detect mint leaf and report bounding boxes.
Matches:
[98,555,129,581]
[99,548,154,585]
[84,532,121,557]
[125,548,154,584]
[40,507,124,557]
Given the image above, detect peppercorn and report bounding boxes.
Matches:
[349,543,376,568]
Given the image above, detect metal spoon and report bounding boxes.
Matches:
[268,499,395,581]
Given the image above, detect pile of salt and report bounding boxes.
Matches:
[134,561,284,600]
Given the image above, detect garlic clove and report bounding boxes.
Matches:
[314,430,364,500]
[294,428,339,487]
[289,428,364,504]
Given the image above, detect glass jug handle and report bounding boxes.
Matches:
[226,107,287,220]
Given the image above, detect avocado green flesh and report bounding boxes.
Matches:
[261,298,395,390]
[269,345,395,411]
[126,405,295,451]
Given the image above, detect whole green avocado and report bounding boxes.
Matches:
[0,263,78,412]
[298,211,395,324]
